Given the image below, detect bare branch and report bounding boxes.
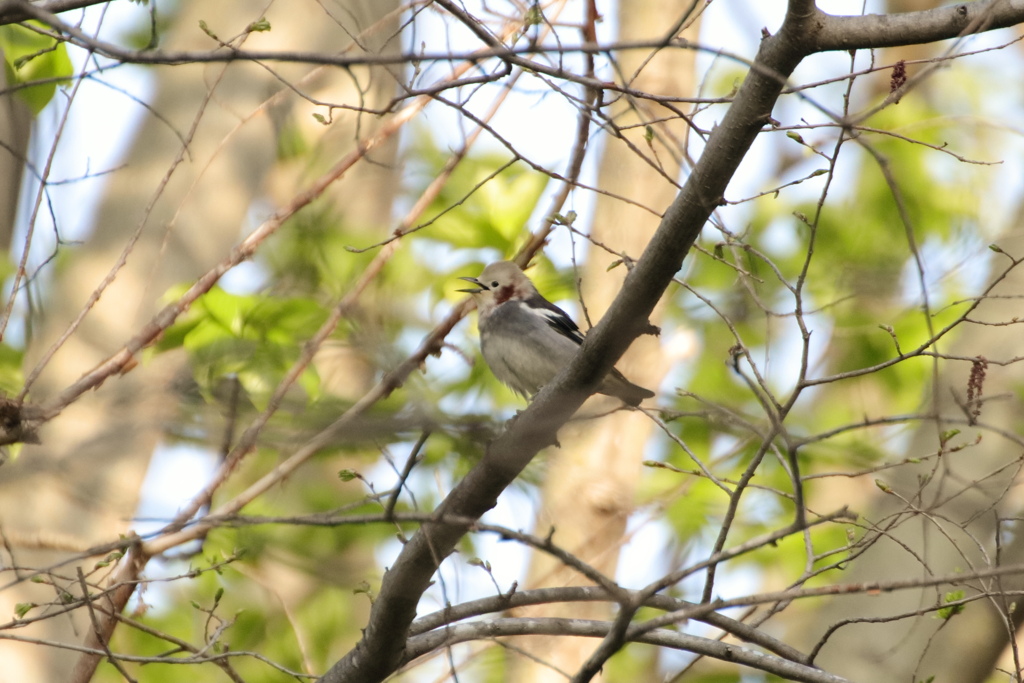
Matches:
[814,0,1024,52]
[402,617,852,683]
[0,0,106,25]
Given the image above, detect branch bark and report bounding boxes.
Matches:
[0,0,105,25]
[814,0,1024,51]
[402,617,851,683]
[10,0,1024,67]
[410,585,810,663]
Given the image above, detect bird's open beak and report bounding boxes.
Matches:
[457,276,487,294]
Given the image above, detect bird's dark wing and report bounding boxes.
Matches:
[523,295,585,345]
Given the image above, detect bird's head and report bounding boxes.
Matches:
[458,261,538,313]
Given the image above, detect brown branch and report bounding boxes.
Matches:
[813,0,1024,51]
[632,561,1024,637]
[410,585,810,664]
[0,0,105,24]
[75,568,136,683]
[69,544,146,683]
[5,0,703,76]
[401,617,851,683]
[14,0,1023,68]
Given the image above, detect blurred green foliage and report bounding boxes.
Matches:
[0,22,72,114]
[0,342,24,397]
[155,285,327,408]
[105,49,1001,682]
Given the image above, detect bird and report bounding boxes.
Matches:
[458,261,654,406]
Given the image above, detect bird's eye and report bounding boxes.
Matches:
[491,281,499,288]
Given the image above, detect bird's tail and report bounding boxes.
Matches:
[601,369,654,407]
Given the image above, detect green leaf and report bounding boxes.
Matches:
[198,20,217,40]
[248,17,271,32]
[523,6,543,26]
[0,22,73,114]
[937,590,965,619]
[939,429,960,446]
[353,580,374,602]
[4,443,22,461]
[410,141,545,252]
[152,316,201,353]
[550,210,577,227]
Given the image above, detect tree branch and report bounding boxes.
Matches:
[0,0,105,25]
[401,617,851,683]
[410,585,811,664]
[814,0,1024,52]
[68,545,146,683]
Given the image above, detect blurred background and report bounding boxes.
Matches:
[1,0,1023,681]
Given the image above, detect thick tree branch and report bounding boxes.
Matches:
[68,545,146,683]
[814,0,1024,52]
[9,0,1022,64]
[401,617,851,683]
[0,0,103,25]
[410,585,811,664]
[5,1,679,67]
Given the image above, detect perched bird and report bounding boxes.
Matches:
[458,261,654,406]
